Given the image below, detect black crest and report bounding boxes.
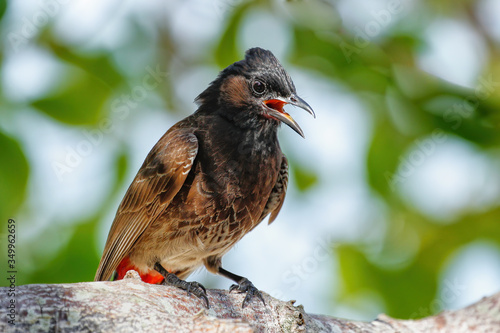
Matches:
[195,48,295,107]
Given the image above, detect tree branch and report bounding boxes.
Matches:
[1,271,499,332]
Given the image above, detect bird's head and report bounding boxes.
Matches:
[195,48,315,138]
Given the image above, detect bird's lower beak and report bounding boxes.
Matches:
[263,94,315,138]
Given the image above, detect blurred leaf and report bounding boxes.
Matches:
[115,150,129,189]
[290,28,345,78]
[39,32,123,89]
[22,218,100,284]
[291,27,391,88]
[366,118,412,197]
[382,35,423,67]
[386,86,432,135]
[392,65,452,100]
[279,0,341,31]
[292,163,318,192]
[0,131,29,221]
[99,149,130,216]
[430,102,500,146]
[337,207,500,318]
[31,68,111,125]
[347,66,391,94]
[0,0,6,21]
[215,1,254,67]
[337,245,436,319]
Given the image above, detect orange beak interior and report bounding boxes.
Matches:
[264,99,288,113]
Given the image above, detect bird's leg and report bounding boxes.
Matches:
[218,267,265,308]
[154,262,209,308]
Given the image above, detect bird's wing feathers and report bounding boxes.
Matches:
[94,130,198,281]
[260,155,289,225]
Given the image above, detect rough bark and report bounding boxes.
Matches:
[1,270,499,332]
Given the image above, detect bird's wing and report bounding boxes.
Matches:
[260,155,289,225]
[95,130,198,281]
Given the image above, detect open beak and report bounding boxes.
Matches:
[263,94,315,138]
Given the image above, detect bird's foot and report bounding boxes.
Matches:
[229,278,265,308]
[162,273,209,308]
[155,263,209,308]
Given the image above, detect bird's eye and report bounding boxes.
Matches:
[252,80,266,95]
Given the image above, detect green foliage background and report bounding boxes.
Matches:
[1,0,499,320]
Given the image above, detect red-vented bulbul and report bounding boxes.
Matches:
[95,47,315,308]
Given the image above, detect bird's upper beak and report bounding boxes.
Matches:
[263,94,315,138]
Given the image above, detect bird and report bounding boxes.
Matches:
[95,47,315,308]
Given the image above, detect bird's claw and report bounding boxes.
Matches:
[229,278,265,308]
[162,273,210,308]
[185,281,209,308]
